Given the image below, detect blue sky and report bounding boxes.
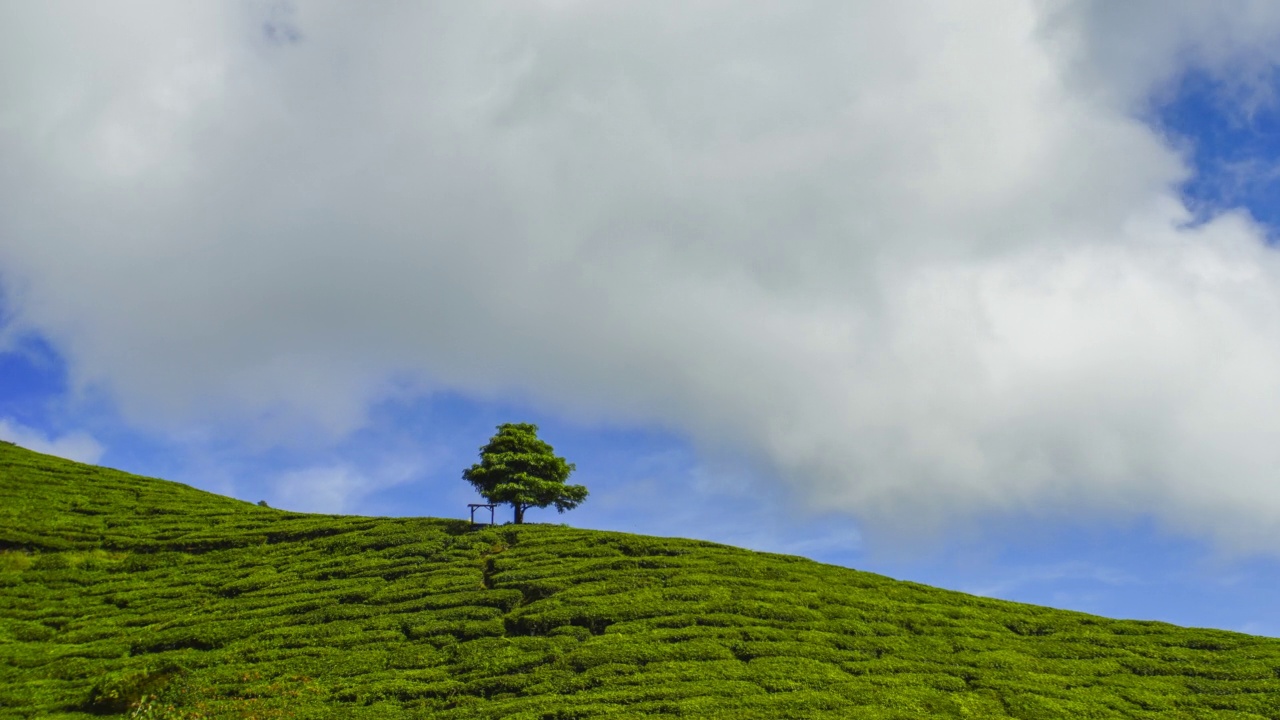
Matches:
[5,2,1280,639]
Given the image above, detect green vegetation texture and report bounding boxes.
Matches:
[2,442,1279,719]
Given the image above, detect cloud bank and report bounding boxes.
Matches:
[4,1,1280,554]
[0,419,105,465]
[271,459,423,515]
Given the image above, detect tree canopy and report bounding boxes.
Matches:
[462,422,587,524]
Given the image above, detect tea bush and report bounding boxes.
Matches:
[3,442,1280,718]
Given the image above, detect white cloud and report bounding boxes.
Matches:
[961,560,1138,600]
[1037,0,1280,114]
[5,2,1280,554]
[1235,621,1274,637]
[271,459,422,515]
[0,418,105,464]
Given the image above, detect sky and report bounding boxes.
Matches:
[4,1,1280,637]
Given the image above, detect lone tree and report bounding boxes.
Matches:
[463,423,587,524]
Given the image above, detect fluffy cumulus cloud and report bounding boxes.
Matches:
[5,1,1280,553]
[0,419,104,465]
[271,457,425,515]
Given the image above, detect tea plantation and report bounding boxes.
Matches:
[2,442,1279,718]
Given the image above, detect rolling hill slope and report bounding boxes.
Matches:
[2,441,1279,719]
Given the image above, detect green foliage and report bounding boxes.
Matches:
[85,663,186,714]
[2,441,1280,718]
[462,423,587,524]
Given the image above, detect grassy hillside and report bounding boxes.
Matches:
[2,442,1279,719]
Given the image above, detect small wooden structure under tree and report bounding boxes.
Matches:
[468,502,497,526]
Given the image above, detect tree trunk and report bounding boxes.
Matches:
[514,504,524,524]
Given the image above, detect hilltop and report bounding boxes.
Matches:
[1,441,1279,719]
